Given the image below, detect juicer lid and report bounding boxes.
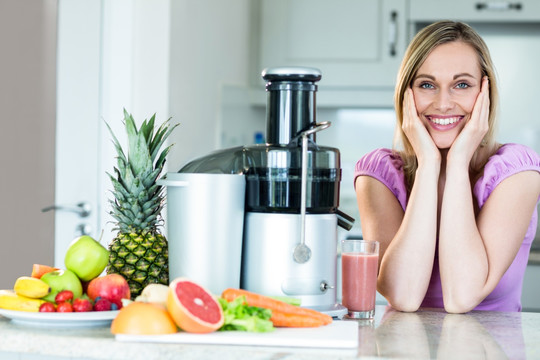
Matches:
[262,66,322,82]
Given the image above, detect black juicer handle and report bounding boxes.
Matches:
[336,209,355,231]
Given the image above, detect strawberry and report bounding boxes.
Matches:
[94,298,112,311]
[73,298,93,312]
[57,302,73,312]
[39,302,56,312]
[55,290,74,304]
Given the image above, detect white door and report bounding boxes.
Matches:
[54,0,171,267]
[53,0,102,268]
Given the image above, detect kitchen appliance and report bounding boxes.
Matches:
[163,67,354,317]
[157,173,245,295]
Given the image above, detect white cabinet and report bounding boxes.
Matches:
[258,0,407,90]
[409,0,540,23]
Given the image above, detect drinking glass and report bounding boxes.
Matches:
[341,239,379,319]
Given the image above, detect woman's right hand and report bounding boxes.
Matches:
[402,88,441,166]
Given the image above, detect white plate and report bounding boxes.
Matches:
[0,308,118,328]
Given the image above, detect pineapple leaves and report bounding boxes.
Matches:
[107,109,178,233]
[124,111,153,176]
[105,121,127,164]
[150,120,179,163]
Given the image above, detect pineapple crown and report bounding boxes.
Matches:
[106,109,179,233]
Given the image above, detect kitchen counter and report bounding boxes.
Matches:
[1,305,539,360]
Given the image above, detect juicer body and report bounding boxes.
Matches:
[242,212,338,308]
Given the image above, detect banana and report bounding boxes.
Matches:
[0,290,46,312]
[13,276,51,299]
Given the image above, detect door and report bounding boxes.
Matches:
[54,0,172,267]
[53,0,103,268]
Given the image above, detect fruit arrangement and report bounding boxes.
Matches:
[0,235,131,313]
[110,277,333,336]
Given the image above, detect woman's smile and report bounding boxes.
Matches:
[426,115,465,131]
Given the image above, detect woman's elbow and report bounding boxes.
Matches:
[383,293,423,313]
[443,295,477,314]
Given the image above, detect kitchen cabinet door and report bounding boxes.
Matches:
[258,0,406,89]
[410,0,540,23]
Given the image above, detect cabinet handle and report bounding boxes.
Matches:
[388,11,398,57]
[475,2,522,11]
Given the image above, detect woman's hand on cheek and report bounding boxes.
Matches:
[402,88,440,165]
[448,76,490,166]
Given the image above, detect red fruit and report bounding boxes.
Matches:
[94,298,113,311]
[57,302,73,312]
[87,274,130,309]
[55,290,74,304]
[39,302,56,312]
[73,298,93,312]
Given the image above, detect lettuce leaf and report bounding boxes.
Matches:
[218,296,274,332]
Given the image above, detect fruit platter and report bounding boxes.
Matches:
[0,235,130,328]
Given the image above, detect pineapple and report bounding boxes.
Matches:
[105,109,178,298]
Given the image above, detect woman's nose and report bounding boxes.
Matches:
[434,90,455,112]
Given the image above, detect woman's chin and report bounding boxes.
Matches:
[434,139,454,150]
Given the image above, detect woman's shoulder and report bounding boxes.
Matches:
[484,143,540,175]
[355,148,407,210]
[474,143,540,205]
[355,148,404,173]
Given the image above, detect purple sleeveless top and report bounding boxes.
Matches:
[354,144,540,311]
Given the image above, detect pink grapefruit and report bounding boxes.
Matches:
[166,278,224,333]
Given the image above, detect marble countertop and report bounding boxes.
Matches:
[1,305,539,360]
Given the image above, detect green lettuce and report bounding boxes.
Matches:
[218,295,274,332]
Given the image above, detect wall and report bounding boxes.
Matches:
[167,0,254,170]
[0,1,56,287]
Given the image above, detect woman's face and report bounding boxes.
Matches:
[411,41,483,149]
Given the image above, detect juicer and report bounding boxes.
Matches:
[177,67,354,317]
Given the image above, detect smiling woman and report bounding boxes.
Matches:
[354,20,540,314]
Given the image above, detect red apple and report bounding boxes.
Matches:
[87,274,130,308]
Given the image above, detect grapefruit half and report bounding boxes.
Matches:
[167,278,224,333]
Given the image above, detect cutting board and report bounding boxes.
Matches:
[116,320,358,349]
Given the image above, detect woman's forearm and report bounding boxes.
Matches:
[439,164,487,313]
[378,162,440,311]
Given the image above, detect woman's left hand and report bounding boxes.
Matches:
[447,76,490,166]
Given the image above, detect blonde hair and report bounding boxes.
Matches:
[393,20,499,191]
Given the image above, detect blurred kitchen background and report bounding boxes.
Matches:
[2,0,540,310]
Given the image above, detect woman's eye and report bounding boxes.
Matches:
[456,82,470,89]
[419,82,434,89]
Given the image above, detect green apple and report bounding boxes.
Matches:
[41,269,83,303]
[64,235,109,282]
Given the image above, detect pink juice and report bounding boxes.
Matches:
[342,252,378,312]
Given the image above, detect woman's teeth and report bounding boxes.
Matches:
[429,117,461,125]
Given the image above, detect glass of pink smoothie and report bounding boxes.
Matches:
[341,239,379,319]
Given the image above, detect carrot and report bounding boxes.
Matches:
[221,288,332,326]
[270,311,325,328]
